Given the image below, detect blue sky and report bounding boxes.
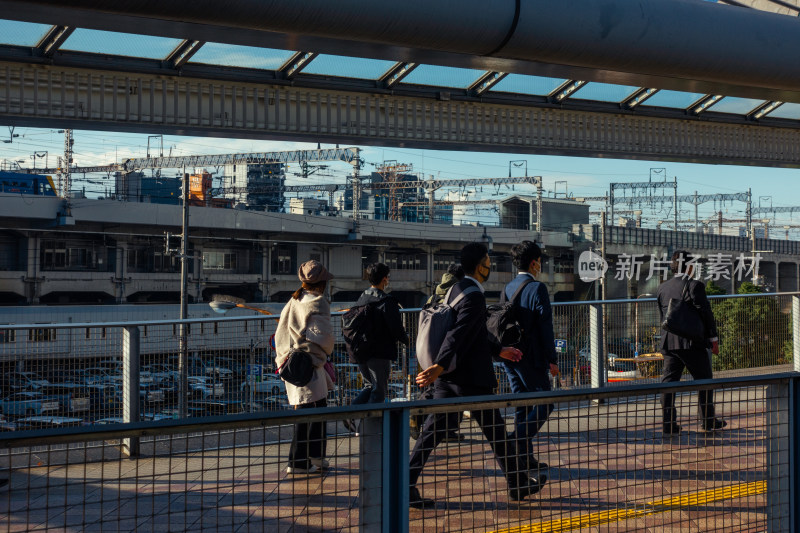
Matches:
[1,126,799,235]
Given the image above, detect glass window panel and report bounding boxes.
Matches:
[766,102,800,120]
[0,20,52,46]
[707,96,767,115]
[571,82,641,102]
[190,42,295,70]
[62,29,182,59]
[490,74,566,96]
[643,90,706,109]
[302,54,396,79]
[402,64,487,88]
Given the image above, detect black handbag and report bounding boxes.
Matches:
[661,279,705,342]
[278,348,315,387]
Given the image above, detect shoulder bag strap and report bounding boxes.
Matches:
[509,277,536,306]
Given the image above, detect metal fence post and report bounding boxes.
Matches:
[767,382,791,532]
[359,407,410,533]
[590,303,606,390]
[122,326,140,457]
[793,296,800,373]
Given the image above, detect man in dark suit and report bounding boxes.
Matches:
[502,241,558,471]
[408,242,547,508]
[657,250,726,435]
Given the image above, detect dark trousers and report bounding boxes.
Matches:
[408,380,526,488]
[289,398,327,468]
[352,358,392,404]
[660,348,716,426]
[503,362,554,459]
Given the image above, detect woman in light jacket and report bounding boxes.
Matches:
[275,260,335,474]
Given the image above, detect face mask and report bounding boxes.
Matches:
[478,260,491,282]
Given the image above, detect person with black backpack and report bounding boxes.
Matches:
[499,240,559,473]
[409,264,465,442]
[408,242,546,509]
[342,263,409,429]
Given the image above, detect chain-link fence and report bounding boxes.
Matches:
[0,374,793,532]
[0,293,796,430]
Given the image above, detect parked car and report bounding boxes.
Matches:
[39,384,91,414]
[0,413,15,431]
[138,383,165,405]
[15,416,85,430]
[94,417,124,425]
[188,376,224,399]
[8,372,50,390]
[0,391,60,417]
[241,375,285,397]
[87,384,120,416]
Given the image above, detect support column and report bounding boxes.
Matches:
[590,304,606,389]
[25,235,40,304]
[261,241,270,302]
[360,408,410,533]
[793,296,800,374]
[122,326,140,457]
[766,382,791,532]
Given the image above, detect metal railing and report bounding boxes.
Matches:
[0,293,796,431]
[0,374,796,532]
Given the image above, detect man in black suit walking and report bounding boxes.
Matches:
[657,250,726,435]
[408,242,547,508]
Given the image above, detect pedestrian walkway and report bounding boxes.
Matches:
[0,390,769,533]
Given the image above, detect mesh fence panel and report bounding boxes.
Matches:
[0,378,791,532]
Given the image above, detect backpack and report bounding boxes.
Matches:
[416,285,480,374]
[341,299,384,364]
[486,278,536,350]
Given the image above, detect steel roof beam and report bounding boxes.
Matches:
[36,25,74,58]
[165,39,205,69]
[691,94,724,115]
[550,80,586,102]
[380,62,417,88]
[469,71,507,96]
[748,100,784,120]
[623,88,659,109]
[280,51,318,79]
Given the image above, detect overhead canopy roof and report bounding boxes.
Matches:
[1,0,800,121]
[2,0,800,167]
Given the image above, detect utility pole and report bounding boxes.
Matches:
[673,175,678,231]
[179,171,190,418]
[536,178,544,239]
[63,129,73,211]
[600,211,607,302]
[694,191,699,233]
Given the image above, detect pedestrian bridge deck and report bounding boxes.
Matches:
[0,388,771,533]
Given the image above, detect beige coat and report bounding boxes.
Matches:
[275,290,335,406]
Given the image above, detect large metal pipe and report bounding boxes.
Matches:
[4,0,800,96]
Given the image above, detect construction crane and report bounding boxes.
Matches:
[374,161,414,221]
[24,147,362,174]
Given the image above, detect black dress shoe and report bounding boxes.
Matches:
[663,423,681,436]
[528,456,548,470]
[702,418,727,431]
[409,486,436,509]
[509,473,547,501]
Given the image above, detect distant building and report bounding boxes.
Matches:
[499,196,590,232]
[289,197,330,216]
[114,171,180,205]
[221,162,286,211]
